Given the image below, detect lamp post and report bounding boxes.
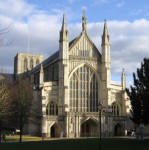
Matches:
[98,102,103,150]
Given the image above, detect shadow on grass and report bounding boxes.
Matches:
[0,138,149,150]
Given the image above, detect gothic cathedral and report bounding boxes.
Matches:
[14,12,131,138]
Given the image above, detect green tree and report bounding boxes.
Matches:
[126,58,149,125]
[9,79,33,143]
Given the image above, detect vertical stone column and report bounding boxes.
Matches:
[65,114,69,137]
[40,86,47,137]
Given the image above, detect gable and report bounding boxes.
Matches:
[69,32,101,59]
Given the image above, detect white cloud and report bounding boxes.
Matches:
[116,1,125,8]
[111,80,121,85]
[0,0,35,19]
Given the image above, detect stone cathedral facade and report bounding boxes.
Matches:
[14,12,131,138]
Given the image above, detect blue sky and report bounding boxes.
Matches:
[0,0,149,87]
[25,0,149,22]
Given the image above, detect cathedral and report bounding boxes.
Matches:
[14,12,131,138]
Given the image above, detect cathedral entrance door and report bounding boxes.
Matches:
[114,123,122,136]
[81,119,98,137]
[51,126,55,137]
[50,123,60,138]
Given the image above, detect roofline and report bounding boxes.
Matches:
[69,31,101,57]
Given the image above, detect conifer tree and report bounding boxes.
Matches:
[126,58,149,125]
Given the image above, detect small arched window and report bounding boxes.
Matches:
[24,58,28,71]
[50,102,54,115]
[112,103,120,116]
[30,59,33,69]
[46,101,58,116]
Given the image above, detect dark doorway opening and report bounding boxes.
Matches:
[51,126,55,137]
[114,123,123,136]
[50,123,59,138]
[81,119,98,137]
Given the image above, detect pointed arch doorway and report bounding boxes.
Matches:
[114,123,123,136]
[81,118,98,137]
[50,123,60,138]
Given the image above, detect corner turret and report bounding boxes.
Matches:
[59,14,69,59]
[101,20,111,86]
[121,68,126,90]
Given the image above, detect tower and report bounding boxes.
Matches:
[59,14,69,60]
[59,14,69,115]
[101,20,111,105]
[101,20,111,85]
[121,68,127,115]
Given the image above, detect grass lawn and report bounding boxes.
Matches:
[0,138,149,150]
[6,135,42,142]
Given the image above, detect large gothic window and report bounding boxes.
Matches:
[112,103,120,116]
[46,101,58,116]
[69,65,98,112]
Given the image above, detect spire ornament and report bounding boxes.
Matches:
[82,10,87,32]
[59,14,68,42]
[121,68,126,89]
[102,19,110,45]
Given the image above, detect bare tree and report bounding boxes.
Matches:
[0,78,10,142]
[0,24,12,46]
[9,79,33,143]
[28,90,42,136]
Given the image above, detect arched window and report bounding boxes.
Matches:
[46,101,58,116]
[24,58,28,71]
[30,59,33,69]
[50,102,54,115]
[69,65,98,112]
[36,59,39,65]
[112,103,120,116]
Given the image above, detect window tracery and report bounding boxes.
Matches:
[69,65,98,112]
[46,101,58,116]
[112,103,120,116]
